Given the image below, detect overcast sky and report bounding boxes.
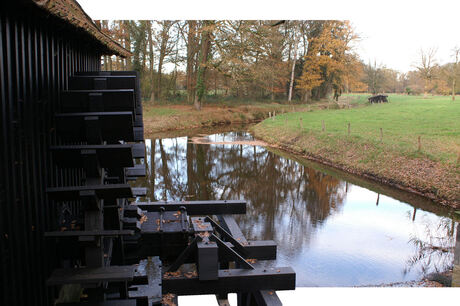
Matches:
[78,0,460,73]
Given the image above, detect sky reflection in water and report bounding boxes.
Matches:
[132,131,457,286]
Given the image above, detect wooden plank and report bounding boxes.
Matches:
[162,267,295,295]
[47,184,133,201]
[133,127,144,142]
[55,112,134,142]
[133,116,143,127]
[131,143,145,159]
[50,145,134,168]
[162,240,276,264]
[44,230,134,238]
[140,211,189,234]
[122,218,142,232]
[47,265,136,286]
[131,188,147,197]
[217,215,248,244]
[236,241,277,260]
[123,205,142,218]
[125,164,146,178]
[60,89,135,113]
[253,290,283,306]
[73,72,141,107]
[74,71,138,77]
[68,76,137,91]
[135,200,246,215]
[57,300,136,306]
[217,215,280,305]
[197,241,219,281]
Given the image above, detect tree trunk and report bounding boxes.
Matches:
[424,78,428,98]
[302,90,309,103]
[194,21,213,111]
[147,21,155,103]
[453,79,456,101]
[123,21,132,70]
[157,56,164,99]
[186,21,197,104]
[288,26,299,103]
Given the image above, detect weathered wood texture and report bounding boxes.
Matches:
[0,6,103,305]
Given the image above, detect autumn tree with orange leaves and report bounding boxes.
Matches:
[297,21,360,102]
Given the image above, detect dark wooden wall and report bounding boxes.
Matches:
[1,6,102,306]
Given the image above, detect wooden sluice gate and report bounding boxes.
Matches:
[44,72,295,305]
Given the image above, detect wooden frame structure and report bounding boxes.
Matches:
[1,2,296,305]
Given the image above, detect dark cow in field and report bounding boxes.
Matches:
[368,94,388,103]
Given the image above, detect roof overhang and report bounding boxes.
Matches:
[30,0,131,58]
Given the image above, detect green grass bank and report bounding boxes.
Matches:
[142,97,361,135]
[252,95,460,207]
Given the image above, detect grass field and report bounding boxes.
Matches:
[141,98,346,134]
[253,95,460,207]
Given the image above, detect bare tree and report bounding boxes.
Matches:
[364,60,384,94]
[154,21,176,100]
[186,21,199,104]
[288,21,299,103]
[194,21,214,111]
[122,21,132,70]
[448,46,460,101]
[415,48,438,98]
[146,21,155,103]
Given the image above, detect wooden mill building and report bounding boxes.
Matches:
[1,1,295,305]
[1,1,131,305]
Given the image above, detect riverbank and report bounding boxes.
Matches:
[363,270,453,287]
[142,96,365,135]
[252,95,460,208]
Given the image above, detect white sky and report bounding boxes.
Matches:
[78,0,460,73]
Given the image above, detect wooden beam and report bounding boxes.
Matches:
[135,200,246,215]
[162,267,295,295]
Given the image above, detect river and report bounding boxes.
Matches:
[131,125,458,287]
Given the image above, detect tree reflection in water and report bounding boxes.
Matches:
[404,216,455,277]
[132,131,457,286]
[134,133,346,252]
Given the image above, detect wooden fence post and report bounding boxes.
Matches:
[322,120,325,132]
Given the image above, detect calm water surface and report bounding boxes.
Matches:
[133,128,457,287]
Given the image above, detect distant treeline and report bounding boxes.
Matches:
[96,20,460,107]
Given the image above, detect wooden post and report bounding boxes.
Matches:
[322,120,325,132]
[269,112,271,118]
[347,123,350,136]
[376,194,379,206]
[380,128,383,143]
[418,136,421,151]
[272,111,275,120]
